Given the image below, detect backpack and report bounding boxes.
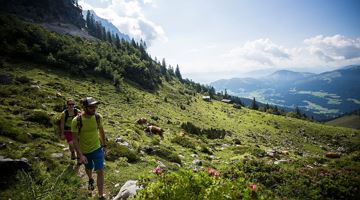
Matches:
[63,108,80,129]
[76,113,101,135]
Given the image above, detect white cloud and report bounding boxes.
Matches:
[221,35,360,74]
[304,34,360,61]
[222,38,290,69]
[79,0,166,45]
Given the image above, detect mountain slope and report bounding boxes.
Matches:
[1,60,359,199]
[82,10,131,42]
[0,7,359,200]
[211,67,360,120]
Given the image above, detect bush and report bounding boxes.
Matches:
[181,122,230,139]
[171,136,195,149]
[154,146,182,164]
[1,164,87,200]
[106,141,139,163]
[0,117,29,142]
[199,144,213,155]
[136,169,274,200]
[24,110,52,127]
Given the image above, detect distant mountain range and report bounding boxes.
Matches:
[211,65,360,120]
[82,10,130,42]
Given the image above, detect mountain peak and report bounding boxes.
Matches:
[83,10,130,41]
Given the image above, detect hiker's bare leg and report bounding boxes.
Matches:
[85,168,93,180]
[97,169,104,197]
[68,141,75,155]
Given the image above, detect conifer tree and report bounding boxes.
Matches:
[175,64,182,80]
[160,58,167,75]
[251,97,259,110]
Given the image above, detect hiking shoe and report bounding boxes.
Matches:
[88,178,95,191]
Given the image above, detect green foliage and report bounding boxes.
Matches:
[181,122,229,139]
[154,146,182,164]
[24,110,52,127]
[106,140,139,163]
[171,135,195,149]
[199,144,213,155]
[0,14,164,90]
[0,116,29,142]
[2,164,87,200]
[136,168,273,200]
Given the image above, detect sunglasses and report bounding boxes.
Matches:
[67,104,75,106]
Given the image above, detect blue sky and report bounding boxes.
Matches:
[79,0,360,83]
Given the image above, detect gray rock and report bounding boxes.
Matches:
[156,161,166,168]
[115,136,124,143]
[190,154,198,158]
[51,153,64,158]
[192,159,202,166]
[274,159,288,165]
[113,180,142,200]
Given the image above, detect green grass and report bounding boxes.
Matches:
[0,59,359,199]
[326,115,360,129]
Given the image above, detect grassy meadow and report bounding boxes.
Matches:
[0,59,360,199]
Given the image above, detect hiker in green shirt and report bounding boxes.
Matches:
[72,97,107,200]
[60,99,80,160]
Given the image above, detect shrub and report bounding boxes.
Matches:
[24,110,52,127]
[199,144,213,155]
[0,117,29,142]
[171,136,195,149]
[154,146,182,164]
[1,164,87,200]
[106,140,139,163]
[136,169,274,200]
[181,122,230,139]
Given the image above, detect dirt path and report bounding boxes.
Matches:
[72,163,111,199]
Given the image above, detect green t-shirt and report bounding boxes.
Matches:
[71,114,103,154]
[61,110,77,131]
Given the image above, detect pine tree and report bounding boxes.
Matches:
[251,97,259,110]
[175,64,182,80]
[160,58,167,75]
[115,34,121,49]
[106,31,112,43]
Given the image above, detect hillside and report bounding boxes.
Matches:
[326,115,360,130]
[211,67,360,120]
[0,13,360,200]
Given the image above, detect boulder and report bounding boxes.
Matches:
[113,180,142,200]
[0,157,31,188]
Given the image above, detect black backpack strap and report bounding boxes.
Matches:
[95,113,101,129]
[64,109,69,123]
[76,115,82,136]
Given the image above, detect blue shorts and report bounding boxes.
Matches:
[84,147,104,171]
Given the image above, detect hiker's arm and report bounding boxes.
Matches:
[99,126,107,155]
[60,114,65,139]
[99,127,106,148]
[73,133,87,163]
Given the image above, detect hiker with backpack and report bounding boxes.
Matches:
[72,97,107,200]
[60,99,80,160]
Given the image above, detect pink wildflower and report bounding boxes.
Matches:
[249,183,257,191]
[207,168,220,177]
[152,166,162,175]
